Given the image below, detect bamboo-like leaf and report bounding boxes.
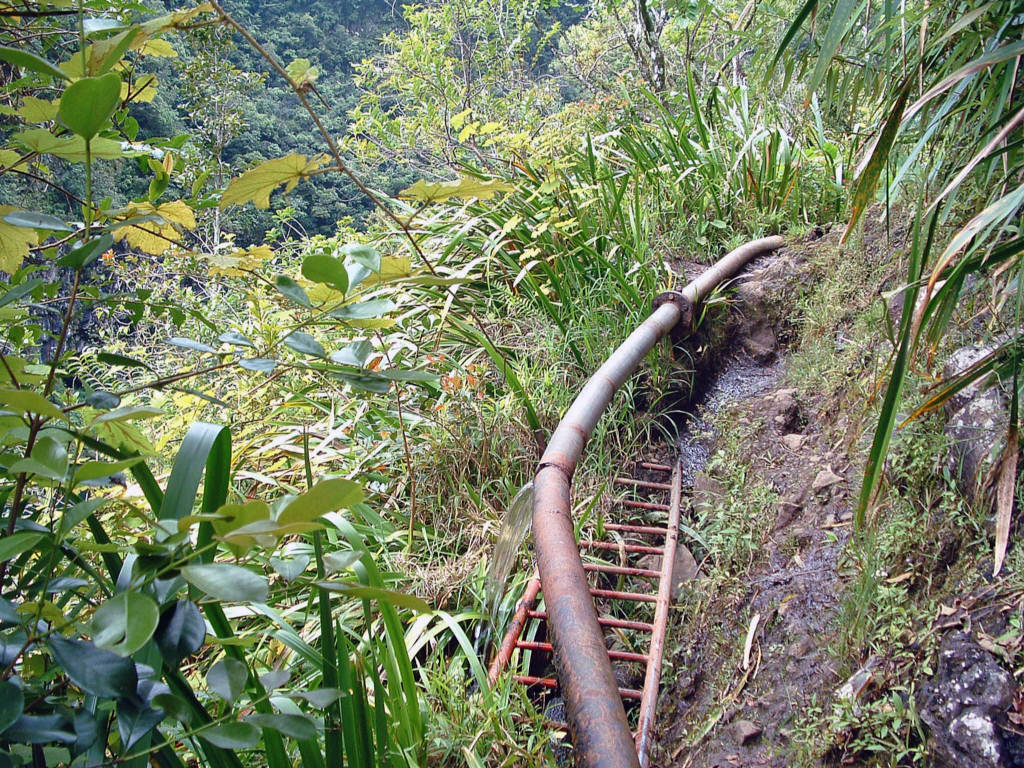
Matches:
[928,104,1024,212]
[805,0,863,99]
[769,0,819,72]
[843,80,912,242]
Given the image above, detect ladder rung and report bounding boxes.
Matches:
[604,522,669,536]
[620,500,670,512]
[583,562,660,578]
[527,609,653,632]
[582,540,664,555]
[615,477,672,491]
[514,640,648,664]
[514,675,643,701]
[639,462,674,472]
[589,587,657,603]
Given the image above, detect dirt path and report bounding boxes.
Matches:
[651,239,855,767]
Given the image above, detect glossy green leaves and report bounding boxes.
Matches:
[91,590,159,656]
[57,73,122,140]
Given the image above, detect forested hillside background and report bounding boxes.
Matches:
[0,0,1021,765]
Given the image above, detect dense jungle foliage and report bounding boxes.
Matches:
[0,0,1020,765]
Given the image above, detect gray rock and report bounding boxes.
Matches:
[945,387,1009,499]
[638,543,702,600]
[728,719,762,745]
[943,345,996,418]
[742,322,778,364]
[918,633,1016,767]
[812,466,843,492]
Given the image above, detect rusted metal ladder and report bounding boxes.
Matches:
[488,458,683,767]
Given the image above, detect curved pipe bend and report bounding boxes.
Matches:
[531,236,784,768]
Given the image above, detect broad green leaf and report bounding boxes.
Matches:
[322,550,360,575]
[218,331,253,348]
[278,478,363,525]
[180,563,269,603]
[153,602,205,667]
[338,243,380,272]
[0,680,24,734]
[9,436,69,481]
[270,555,309,582]
[207,657,247,703]
[283,332,325,358]
[18,97,58,124]
[239,358,277,373]
[92,406,163,425]
[200,721,260,749]
[151,693,193,724]
[259,670,289,690]
[13,128,123,162]
[57,73,122,139]
[288,688,344,708]
[245,713,316,740]
[399,175,514,203]
[3,713,75,744]
[301,254,348,294]
[116,696,164,751]
[285,58,319,87]
[329,340,373,367]
[0,389,65,421]
[167,337,217,354]
[0,279,43,309]
[59,234,113,269]
[48,636,137,698]
[0,45,70,81]
[315,581,430,613]
[0,207,38,274]
[275,276,311,307]
[73,457,142,486]
[0,532,44,562]
[208,500,270,542]
[330,299,396,320]
[220,153,331,210]
[91,590,159,655]
[85,391,120,410]
[218,519,323,548]
[2,210,72,232]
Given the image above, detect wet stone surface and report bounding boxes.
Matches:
[918,633,1022,768]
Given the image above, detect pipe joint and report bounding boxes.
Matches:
[652,290,694,334]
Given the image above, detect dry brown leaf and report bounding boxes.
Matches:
[993,423,1019,577]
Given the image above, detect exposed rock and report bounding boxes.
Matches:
[918,633,1016,768]
[639,543,702,600]
[756,388,801,433]
[788,634,815,659]
[887,279,946,331]
[728,719,762,745]
[943,345,996,418]
[782,433,805,450]
[945,387,1009,500]
[742,323,778,363]
[812,466,843,492]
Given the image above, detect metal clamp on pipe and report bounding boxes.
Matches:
[531,236,784,768]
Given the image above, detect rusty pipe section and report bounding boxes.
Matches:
[532,236,783,768]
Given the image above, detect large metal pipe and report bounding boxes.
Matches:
[532,236,783,768]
